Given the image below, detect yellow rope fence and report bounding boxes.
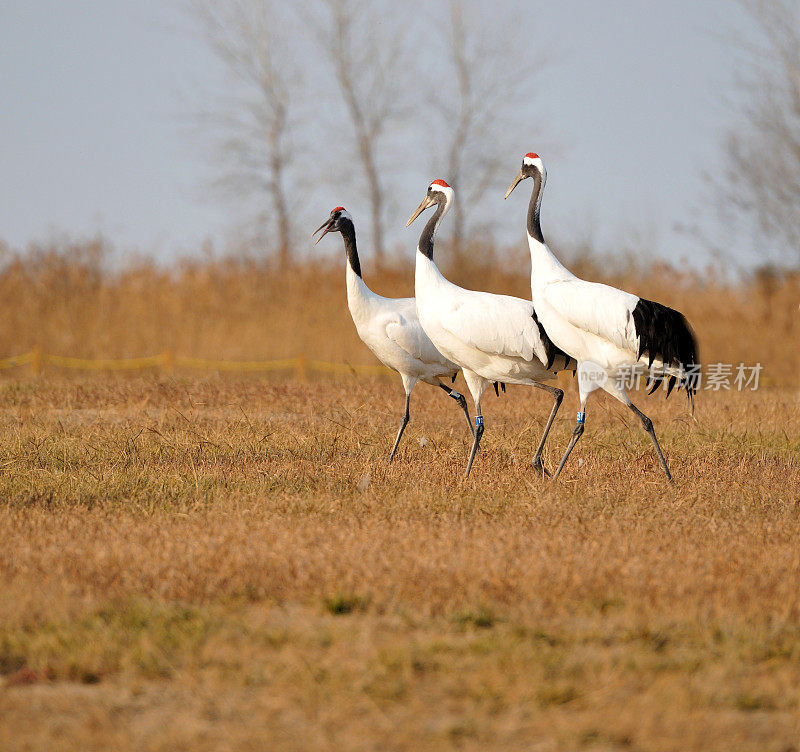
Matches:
[0,349,393,378]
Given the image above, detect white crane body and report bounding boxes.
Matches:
[313,207,472,461]
[505,153,699,482]
[408,180,573,476]
[346,268,459,387]
[414,255,567,385]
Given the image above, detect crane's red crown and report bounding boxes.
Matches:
[431,179,450,188]
[332,206,346,213]
[525,153,539,160]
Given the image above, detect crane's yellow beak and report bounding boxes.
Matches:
[312,217,334,245]
[406,195,436,227]
[504,170,525,199]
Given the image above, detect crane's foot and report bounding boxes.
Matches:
[531,455,551,477]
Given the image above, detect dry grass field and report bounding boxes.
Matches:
[0,243,799,750]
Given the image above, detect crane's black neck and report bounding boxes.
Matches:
[528,172,544,244]
[340,218,361,278]
[418,199,446,260]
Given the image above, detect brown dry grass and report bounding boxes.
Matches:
[0,238,798,377]
[0,244,799,751]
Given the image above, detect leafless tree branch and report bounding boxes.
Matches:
[306,0,412,265]
[427,1,547,260]
[716,0,800,265]
[189,0,299,266]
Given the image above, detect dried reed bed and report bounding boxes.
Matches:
[0,240,799,750]
[0,237,797,380]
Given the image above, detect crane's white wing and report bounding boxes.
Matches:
[384,313,450,365]
[438,291,549,365]
[542,279,639,352]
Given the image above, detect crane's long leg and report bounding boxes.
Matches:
[465,416,484,477]
[628,402,674,484]
[388,393,411,463]
[530,383,564,476]
[552,407,586,481]
[437,381,474,437]
[462,371,488,478]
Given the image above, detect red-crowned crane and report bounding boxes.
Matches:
[407,180,575,477]
[505,153,699,483]
[313,206,472,461]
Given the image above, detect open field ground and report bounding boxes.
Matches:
[1,377,798,751]
[0,250,799,750]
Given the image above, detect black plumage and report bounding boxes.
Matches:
[633,298,700,407]
[531,308,571,371]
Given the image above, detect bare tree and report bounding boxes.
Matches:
[718,0,800,265]
[190,0,298,267]
[432,1,547,260]
[309,0,411,266]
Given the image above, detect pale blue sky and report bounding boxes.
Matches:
[0,1,755,267]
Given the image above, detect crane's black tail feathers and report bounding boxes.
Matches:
[493,382,507,397]
[633,298,699,412]
[531,308,572,371]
